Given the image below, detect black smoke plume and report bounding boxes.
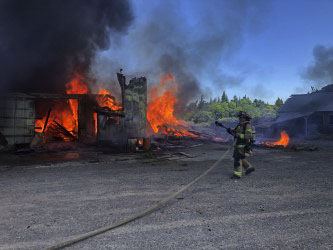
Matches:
[303,45,333,88]
[0,0,133,93]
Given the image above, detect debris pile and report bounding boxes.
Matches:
[287,144,319,152]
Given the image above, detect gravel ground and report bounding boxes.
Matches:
[0,141,332,250]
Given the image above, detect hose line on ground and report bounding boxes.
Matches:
[46,145,232,250]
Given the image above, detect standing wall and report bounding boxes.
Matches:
[0,94,35,145]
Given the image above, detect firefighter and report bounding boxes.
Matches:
[227,111,255,179]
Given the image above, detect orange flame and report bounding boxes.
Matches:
[137,139,143,146]
[96,87,122,111]
[34,74,90,140]
[265,131,290,147]
[66,74,89,124]
[147,73,198,138]
[34,101,79,140]
[94,113,98,136]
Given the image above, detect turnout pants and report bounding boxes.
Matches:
[233,147,253,177]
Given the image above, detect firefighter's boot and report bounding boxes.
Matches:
[245,167,255,175]
[230,174,241,179]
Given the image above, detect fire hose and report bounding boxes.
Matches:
[46,145,232,250]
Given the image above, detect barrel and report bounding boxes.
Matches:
[0,94,35,145]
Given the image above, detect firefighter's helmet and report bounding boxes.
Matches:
[238,111,251,120]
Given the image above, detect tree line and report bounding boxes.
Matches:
[184,91,284,125]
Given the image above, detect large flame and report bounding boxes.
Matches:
[35,72,198,141]
[34,73,124,140]
[96,87,122,111]
[265,131,290,147]
[35,74,90,140]
[147,73,198,138]
[66,74,89,124]
[34,100,79,140]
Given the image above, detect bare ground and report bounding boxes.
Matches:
[0,140,332,250]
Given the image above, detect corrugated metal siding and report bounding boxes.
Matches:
[0,95,35,145]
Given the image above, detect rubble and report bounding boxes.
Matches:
[178,152,197,158]
[287,144,319,151]
[255,143,319,152]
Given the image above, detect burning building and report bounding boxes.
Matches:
[0,70,204,151]
[258,84,333,138]
[0,72,147,149]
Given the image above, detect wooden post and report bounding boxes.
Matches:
[143,137,151,151]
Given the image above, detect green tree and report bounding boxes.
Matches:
[185,93,280,125]
[232,95,239,105]
[208,102,229,120]
[197,95,207,110]
[221,91,229,103]
[275,97,284,108]
[191,111,214,123]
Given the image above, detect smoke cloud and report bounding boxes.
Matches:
[0,0,133,93]
[303,45,333,88]
[97,0,268,115]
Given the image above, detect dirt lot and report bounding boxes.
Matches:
[0,140,332,250]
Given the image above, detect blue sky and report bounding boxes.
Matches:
[101,0,333,104]
[234,0,333,101]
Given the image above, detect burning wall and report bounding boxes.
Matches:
[97,74,147,147]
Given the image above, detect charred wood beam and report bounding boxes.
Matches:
[116,71,126,110]
[42,108,52,133]
[30,93,98,100]
[95,107,125,117]
[53,120,77,140]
